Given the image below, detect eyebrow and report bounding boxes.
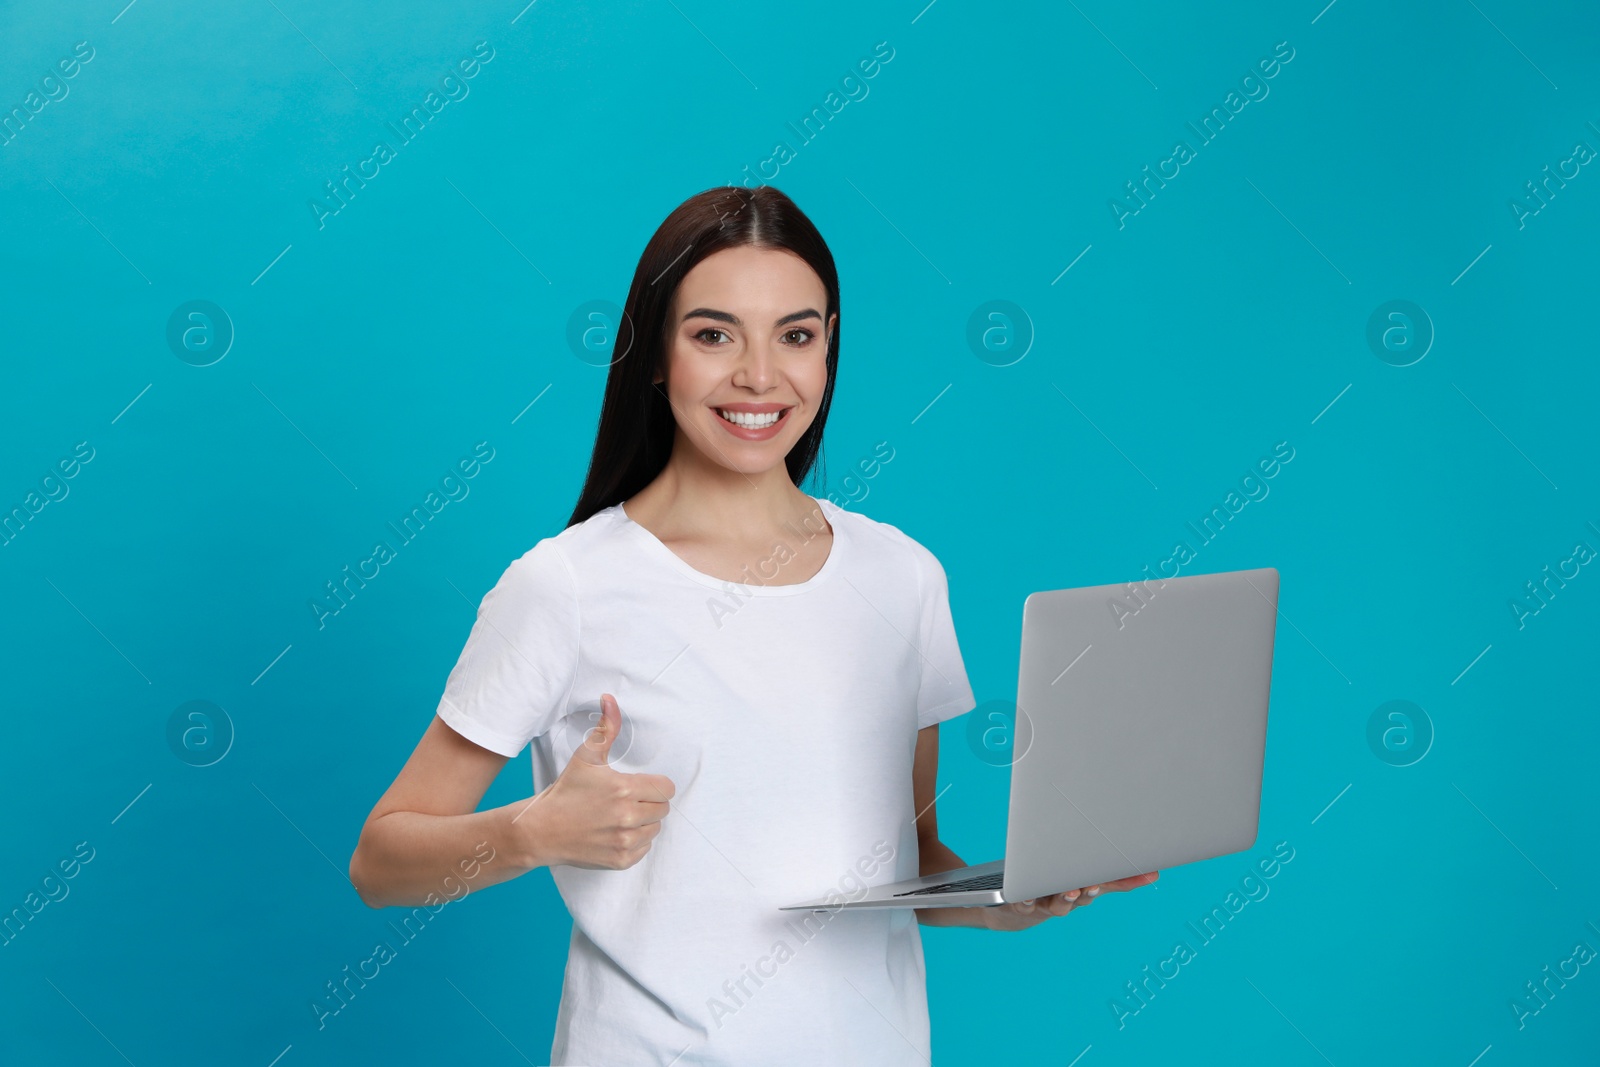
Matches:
[681,307,822,327]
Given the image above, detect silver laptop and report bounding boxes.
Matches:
[779,566,1279,911]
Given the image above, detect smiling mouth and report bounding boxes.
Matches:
[715,407,791,429]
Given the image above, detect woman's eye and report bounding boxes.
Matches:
[694,327,815,347]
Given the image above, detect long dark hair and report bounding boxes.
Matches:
[564,185,840,529]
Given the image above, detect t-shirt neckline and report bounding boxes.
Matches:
[613,495,845,597]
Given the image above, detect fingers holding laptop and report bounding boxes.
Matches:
[982,870,1160,931]
[1056,870,1158,908]
[1090,870,1161,894]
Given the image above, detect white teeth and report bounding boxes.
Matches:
[718,408,782,428]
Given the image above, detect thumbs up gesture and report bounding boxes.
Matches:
[528,694,675,870]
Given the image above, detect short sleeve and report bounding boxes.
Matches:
[434,537,580,758]
[914,547,977,729]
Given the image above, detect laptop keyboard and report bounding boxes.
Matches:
[892,868,1004,897]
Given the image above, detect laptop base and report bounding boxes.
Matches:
[778,858,1007,911]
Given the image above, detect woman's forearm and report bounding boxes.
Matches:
[913,836,990,928]
[349,797,547,910]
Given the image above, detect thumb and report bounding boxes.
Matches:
[574,693,621,767]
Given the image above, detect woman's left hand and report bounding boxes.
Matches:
[981,870,1160,932]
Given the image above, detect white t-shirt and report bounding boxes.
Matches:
[435,495,977,1065]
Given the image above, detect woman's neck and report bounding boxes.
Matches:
[621,455,824,548]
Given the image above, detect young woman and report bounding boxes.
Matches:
[348,185,1157,1064]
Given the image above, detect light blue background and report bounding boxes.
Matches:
[2,1,1596,1063]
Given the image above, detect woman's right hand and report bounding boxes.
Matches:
[521,693,676,870]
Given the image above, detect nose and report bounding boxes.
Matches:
[731,339,778,392]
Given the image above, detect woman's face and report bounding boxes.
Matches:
[656,244,835,477]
